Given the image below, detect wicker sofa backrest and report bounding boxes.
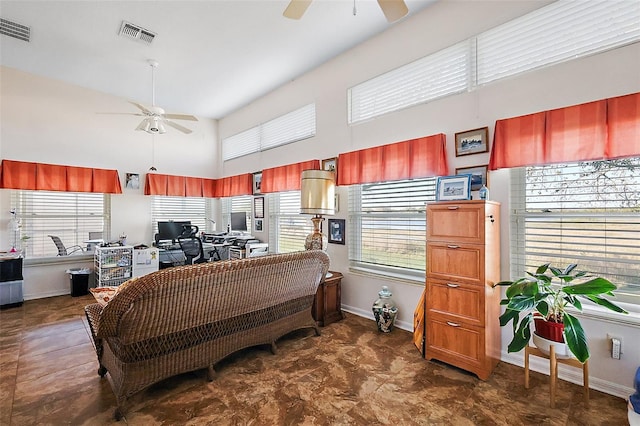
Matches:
[98,250,329,344]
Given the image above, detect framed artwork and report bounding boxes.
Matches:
[254,219,263,232]
[253,172,262,195]
[455,127,489,157]
[125,173,140,189]
[436,175,472,201]
[328,219,345,245]
[455,165,488,191]
[322,157,337,173]
[253,196,264,219]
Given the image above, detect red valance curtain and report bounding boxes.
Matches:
[489,92,640,170]
[214,173,253,198]
[0,160,122,193]
[261,160,320,193]
[337,133,448,185]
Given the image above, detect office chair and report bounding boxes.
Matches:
[48,235,84,256]
[177,236,207,265]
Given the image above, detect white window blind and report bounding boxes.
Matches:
[151,196,211,236]
[348,41,470,124]
[349,178,436,277]
[221,196,252,233]
[510,159,640,304]
[269,192,312,253]
[11,190,109,258]
[477,1,640,85]
[222,103,316,161]
[261,103,316,150]
[222,127,260,161]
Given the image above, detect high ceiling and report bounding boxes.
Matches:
[0,0,436,119]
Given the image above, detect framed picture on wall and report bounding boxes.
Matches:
[328,219,345,245]
[253,196,264,219]
[436,175,472,201]
[322,157,337,172]
[253,172,262,195]
[455,165,488,191]
[455,127,489,157]
[254,219,263,232]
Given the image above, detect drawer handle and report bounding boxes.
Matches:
[446,283,459,288]
[447,206,460,210]
[447,245,460,249]
[446,321,461,327]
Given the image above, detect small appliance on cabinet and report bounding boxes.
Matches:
[422,200,501,380]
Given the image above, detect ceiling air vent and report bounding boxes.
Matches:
[118,21,156,45]
[0,18,30,42]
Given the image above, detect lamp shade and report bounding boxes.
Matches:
[300,170,335,215]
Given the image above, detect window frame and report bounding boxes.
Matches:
[348,177,437,283]
[11,190,110,259]
[509,159,640,308]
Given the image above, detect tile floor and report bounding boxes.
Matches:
[0,294,628,425]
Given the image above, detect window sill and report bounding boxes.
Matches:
[24,254,93,267]
[568,302,640,327]
[349,264,425,286]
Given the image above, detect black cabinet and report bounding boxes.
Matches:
[0,257,24,308]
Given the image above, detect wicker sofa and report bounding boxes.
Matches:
[84,250,329,419]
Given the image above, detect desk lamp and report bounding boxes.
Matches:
[300,169,335,250]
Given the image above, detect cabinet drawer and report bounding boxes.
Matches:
[426,318,484,367]
[427,202,485,243]
[427,243,483,284]
[426,279,483,326]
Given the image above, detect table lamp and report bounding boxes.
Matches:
[300,169,335,250]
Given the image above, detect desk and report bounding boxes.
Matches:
[159,248,186,268]
[203,243,232,261]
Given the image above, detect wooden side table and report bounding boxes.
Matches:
[312,271,344,327]
[525,345,589,408]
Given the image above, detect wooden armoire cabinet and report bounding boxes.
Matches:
[421,200,501,380]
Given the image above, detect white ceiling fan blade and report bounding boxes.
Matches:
[129,101,153,115]
[164,119,193,134]
[97,112,145,116]
[377,0,408,23]
[283,0,312,20]
[163,113,198,122]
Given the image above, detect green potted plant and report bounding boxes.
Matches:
[494,263,627,363]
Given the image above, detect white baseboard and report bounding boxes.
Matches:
[341,305,632,400]
[24,289,69,301]
[341,304,413,332]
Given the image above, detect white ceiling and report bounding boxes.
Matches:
[0,0,436,119]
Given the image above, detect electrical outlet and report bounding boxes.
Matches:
[607,334,622,360]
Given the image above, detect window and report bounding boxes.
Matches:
[348,41,469,124]
[348,1,639,123]
[510,158,640,304]
[349,178,436,279]
[11,190,109,258]
[151,196,211,237]
[476,1,640,85]
[221,196,252,233]
[269,192,312,253]
[222,104,316,161]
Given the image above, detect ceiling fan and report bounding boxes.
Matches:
[125,59,197,135]
[284,0,409,23]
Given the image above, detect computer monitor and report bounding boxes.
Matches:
[230,212,247,233]
[157,221,191,244]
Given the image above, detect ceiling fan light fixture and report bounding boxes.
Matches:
[148,118,160,133]
[157,121,167,134]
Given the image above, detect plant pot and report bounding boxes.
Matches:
[532,332,574,359]
[534,316,564,343]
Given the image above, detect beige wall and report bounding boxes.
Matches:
[1,0,639,399]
